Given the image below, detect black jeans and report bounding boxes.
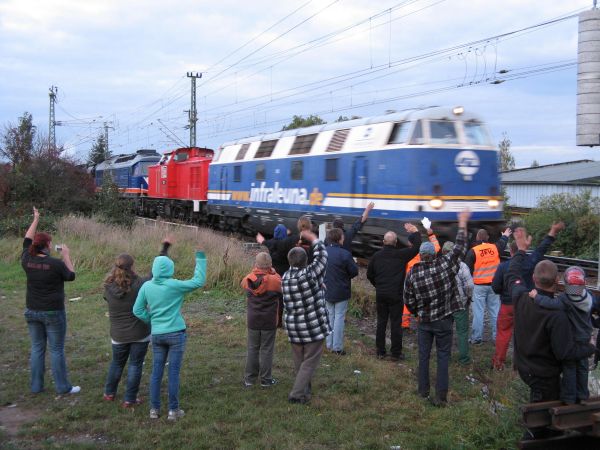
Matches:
[375,296,403,357]
[417,316,453,401]
[517,371,562,439]
[518,370,561,403]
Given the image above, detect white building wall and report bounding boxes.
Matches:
[503,184,600,208]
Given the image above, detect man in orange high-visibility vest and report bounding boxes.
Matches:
[465,227,511,344]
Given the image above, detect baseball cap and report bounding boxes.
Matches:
[564,266,585,296]
[441,241,454,254]
[419,241,436,256]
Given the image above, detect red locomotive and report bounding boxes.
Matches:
[142,146,213,220]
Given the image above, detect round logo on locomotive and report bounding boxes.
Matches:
[454,150,480,180]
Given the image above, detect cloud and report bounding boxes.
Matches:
[0,0,595,159]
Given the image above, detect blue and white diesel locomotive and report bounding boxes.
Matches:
[207,106,503,249]
[95,149,161,196]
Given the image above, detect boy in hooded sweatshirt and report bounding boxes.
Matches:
[133,247,206,421]
[528,266,593,404]
[241,252,282,387]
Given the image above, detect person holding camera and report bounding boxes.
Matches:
[21,207,79,395]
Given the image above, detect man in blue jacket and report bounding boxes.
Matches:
[330,202,375,253]
[324,228,359,355]
[491,221,564,370]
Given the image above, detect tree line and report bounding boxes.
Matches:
[0,112,125,234]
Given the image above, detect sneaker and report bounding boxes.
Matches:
[430,397,448,408]
[149,408,160,419]
[333,350,347,356]
[390,354,406,362]
[122,398,144,408]
[376,353,387,360]
[103,393,115,401]
[69,386,81,394]
[260,378,278,387]
[167,409,185,421]
[469,339,482,346]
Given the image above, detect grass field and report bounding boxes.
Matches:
[0,217,529,449]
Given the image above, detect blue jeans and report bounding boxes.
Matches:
[561,357,589,404]
[150,331,186,411]
[24,309,73,394]
[417,316,453,401]
[325,300,349,352]
[104,341,149,402]
[470,284,500,342]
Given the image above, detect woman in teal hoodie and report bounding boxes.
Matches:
[133,247,206,421]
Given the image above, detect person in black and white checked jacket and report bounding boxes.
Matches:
[404,210,471,407]
[282,229,331,404]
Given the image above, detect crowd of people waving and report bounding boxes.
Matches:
[20,205,599,439]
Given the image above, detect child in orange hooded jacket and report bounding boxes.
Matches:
[241,252,283,387]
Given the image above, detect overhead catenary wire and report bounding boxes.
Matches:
[195,12,582,126]
[197,0,342,90]
[196,61,577,141]
[68,5,585,157]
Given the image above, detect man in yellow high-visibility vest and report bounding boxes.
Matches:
[465,227,511,344]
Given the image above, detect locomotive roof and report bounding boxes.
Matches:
[95,149,161,170]
[220,106,484,146]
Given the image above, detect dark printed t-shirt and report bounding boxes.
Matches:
[21,238,76,311]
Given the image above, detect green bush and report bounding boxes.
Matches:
[93,175,135,228]
[0,204,58,237]
[523,190,599,259]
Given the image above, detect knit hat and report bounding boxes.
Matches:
[332,218,345,230]
[273,224,287,240]
[419,241,436,256]
[441,241,454,254]
[564,266,586,296]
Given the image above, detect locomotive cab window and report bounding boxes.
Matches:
[429,120,458,144]
[254,140,277,158]
[325,158,338,181]
[409,120,424,145]
[256,163,266,181]
[388,122,410,144]
[174,151,189,162]
[233,165,242,182]
[289,134,317,155]
[464,121,490,146]
[133,161,156,176]
[291,160,303,180]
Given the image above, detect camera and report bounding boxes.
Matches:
[55,244,62,252]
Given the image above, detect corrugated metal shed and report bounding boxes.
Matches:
[501,160,600,183]
[501,160,600,208]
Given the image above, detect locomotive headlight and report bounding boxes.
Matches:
[429,198,444,209]
[487,199,499,208]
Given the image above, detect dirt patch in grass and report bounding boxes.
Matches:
[0,404,39,435]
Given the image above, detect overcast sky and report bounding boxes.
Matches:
[1,0,599,167]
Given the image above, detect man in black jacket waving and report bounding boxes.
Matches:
[367,223,421,360]
[506,227,595,439]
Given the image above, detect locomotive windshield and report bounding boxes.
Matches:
[429,120,458,144]
[388,122,410,144]
[133,161,157,176]
[464,121,491,146]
